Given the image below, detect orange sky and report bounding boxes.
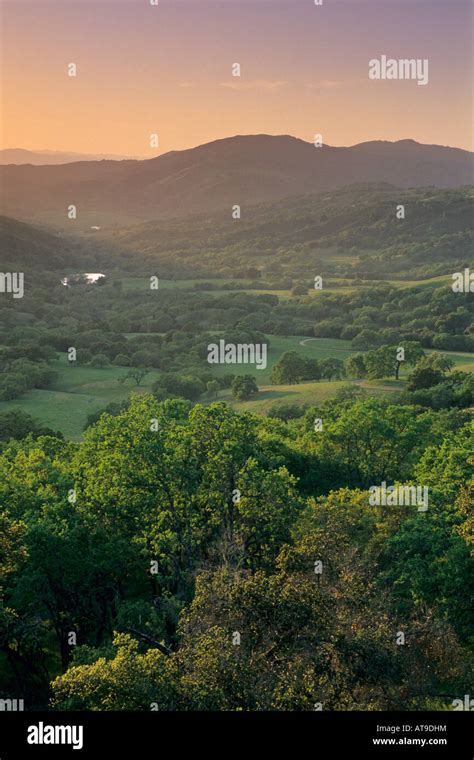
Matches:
[1,0,472,155]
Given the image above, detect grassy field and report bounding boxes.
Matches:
[224,379,396,414]
[114,273,454,299]
[425,349,474,369]
[211,336,355,384]
[0,356,161,440]
[1,337,357,437]
[0,336,353,437]
[1,336,472,440]
[210,334,474,384]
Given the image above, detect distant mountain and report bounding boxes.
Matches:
[0,135,472,224]
[0,148,146,165]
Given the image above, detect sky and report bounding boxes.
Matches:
[1,0,472,156]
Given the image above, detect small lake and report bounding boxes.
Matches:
[61,273,105,286]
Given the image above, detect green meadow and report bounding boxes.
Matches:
[116,272,454,299]
[210,336,354,385]
[224,379,395,414]
[0,356,161,440]
[2,336,472,439]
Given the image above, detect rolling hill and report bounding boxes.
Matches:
[0,215,83,271]
[1,135,472,225]
[95,184,474,279]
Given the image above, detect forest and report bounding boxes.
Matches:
[0,183,472,712]
[0,395,472,710]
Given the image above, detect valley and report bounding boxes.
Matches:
[0,135,472,715]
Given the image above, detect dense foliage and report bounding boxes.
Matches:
[0,395,471,710]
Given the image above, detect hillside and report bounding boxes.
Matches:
[1,135,472,225]
[0,215,82,271]
[98,185,474,279]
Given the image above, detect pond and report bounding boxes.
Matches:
[61,273,106,286]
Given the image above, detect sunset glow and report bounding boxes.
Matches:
[1,0,472,155]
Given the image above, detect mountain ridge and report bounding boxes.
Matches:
[1,135,472,224]
[0,148,147,165]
